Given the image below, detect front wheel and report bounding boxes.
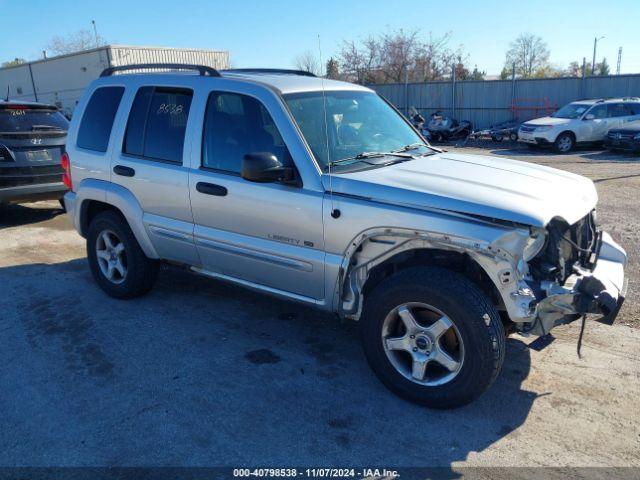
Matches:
[360,267,505,409]
[554,132,575,153]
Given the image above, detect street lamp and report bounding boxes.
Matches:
[592,36,605,75]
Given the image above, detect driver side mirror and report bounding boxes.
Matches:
[584,113,595,120]
[241,152,297,185]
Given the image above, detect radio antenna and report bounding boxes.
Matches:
[318,35,339,218]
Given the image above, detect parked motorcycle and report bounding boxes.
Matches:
[426,111,473,143]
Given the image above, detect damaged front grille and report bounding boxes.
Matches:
[529,211,597,283]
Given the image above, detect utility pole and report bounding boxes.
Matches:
[591,36,604,75]
[616,47,622,75]
[91,20,99,48]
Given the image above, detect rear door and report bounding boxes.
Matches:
[607,103,634,130]
[109,84,199,266]
[0,104,68,192]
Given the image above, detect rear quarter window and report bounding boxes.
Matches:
[77,86,125,152]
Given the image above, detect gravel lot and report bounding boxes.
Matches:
[0,144,638,469]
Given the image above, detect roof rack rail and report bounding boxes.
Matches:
[100,63,221,77]
[224,68,316,77]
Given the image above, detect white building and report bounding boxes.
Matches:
[0,45,229,116]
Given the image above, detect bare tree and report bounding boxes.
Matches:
[504,33,550,78]
[45,29,106,56]
[293,50,321,76]
[337,29,470,84]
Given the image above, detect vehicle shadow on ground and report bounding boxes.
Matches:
[0,259,540,469]
[0,202,65,229]
[579,150,640,162]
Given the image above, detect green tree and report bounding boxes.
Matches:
[1,58,26,68]
[326,57,340,79]
[499,65,513,80]
[597,57,610,76]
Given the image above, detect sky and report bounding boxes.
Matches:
[2,0,639,75]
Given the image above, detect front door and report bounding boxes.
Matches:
[189,90,325,301]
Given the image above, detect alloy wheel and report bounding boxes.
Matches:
[381,302,464,386]
[95,229,127,284]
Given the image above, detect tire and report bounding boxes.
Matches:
[491,135,503,142]
[554,132,575,153]
[509,132,518,142]
[87,210,159,299]
[360,267,505,409]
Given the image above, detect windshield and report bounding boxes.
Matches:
[0,106,69,133]
[283,90,430,170]
[552,103,591,119]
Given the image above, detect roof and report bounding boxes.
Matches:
[220,71,372,94]
[572,97,640,104]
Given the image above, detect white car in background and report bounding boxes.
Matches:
[518,97,640,152]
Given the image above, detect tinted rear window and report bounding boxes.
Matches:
[0,106,69,133]
[77,87,125,152]
[124,86,192,163]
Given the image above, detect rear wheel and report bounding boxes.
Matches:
[360,267,505,409]
[87,210,159,299]
[554,132,575,153]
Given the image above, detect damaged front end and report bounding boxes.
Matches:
[523,212,627,336]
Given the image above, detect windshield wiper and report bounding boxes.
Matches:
[393,143,438,156]
[328,151,414,168]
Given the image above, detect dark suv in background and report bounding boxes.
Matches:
[604,120,640,153]
[0,101,69,206]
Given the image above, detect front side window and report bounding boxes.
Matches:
[588,104,608,119]
[284,90,428,170]
[124,86,192,163]
[202,92,289,173]
[77,87,124,152]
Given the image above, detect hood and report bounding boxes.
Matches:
[523,116,571,126]
[322,152,598,227]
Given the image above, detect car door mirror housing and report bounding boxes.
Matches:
[242,152,296,184]
[584,113,595,120]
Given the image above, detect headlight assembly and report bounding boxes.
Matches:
[534,125,554,132]
[523,230,546,261]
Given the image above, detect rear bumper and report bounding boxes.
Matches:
[0,182,67,204]
[63,191,79,232]
[530,231,627,335]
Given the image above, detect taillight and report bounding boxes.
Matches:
[61,152,72,189]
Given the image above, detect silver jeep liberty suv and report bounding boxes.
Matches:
[63,64,627,408]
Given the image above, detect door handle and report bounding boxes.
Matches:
[113,165,135,177]
[196,182,228,196]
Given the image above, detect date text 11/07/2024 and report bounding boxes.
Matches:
[232,468,399,478]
